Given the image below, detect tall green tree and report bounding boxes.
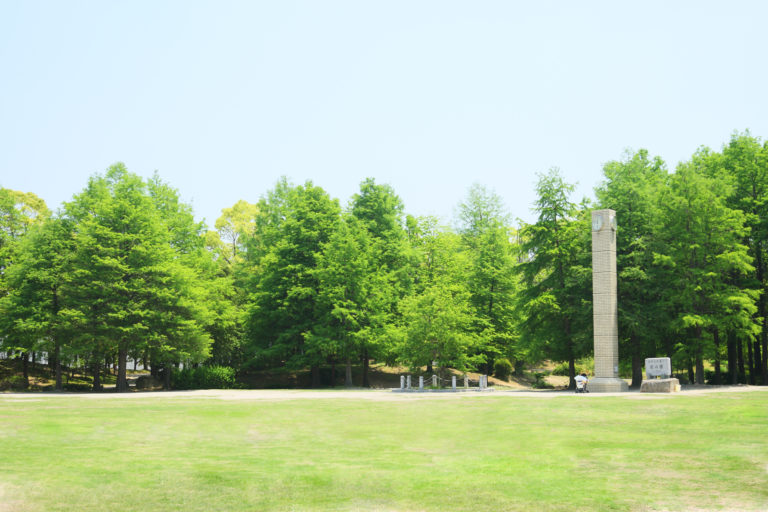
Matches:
[0,189,51,378]
[349,178,413,386]
[244,180,341,382]
[393,215,482,377]
[311,214,374,386]
[653,158,756,384]
[595,150,668,387]
[456,184,519,374]
[0,216,73,388]
[517,169,592,389]
[718,133,768,384]
[64,164,211,391]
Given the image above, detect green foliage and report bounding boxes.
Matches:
[2,133,768,391]
[517,168,592,388]
[244,179,341,371]
[596,149,667,385]
[62,381,93,392]
[171,365,236,390]
[531,372,553,389]
[0,375,29,390]
[457,184,519,374]
[493,357,513,381]
[551,358,593,376]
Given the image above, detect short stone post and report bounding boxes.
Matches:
[419,376,424,390]
[452,376,456,390]
[400,375,405,390]
[406,375,411,389]
[432,375,437,388]
[464,375,468,388]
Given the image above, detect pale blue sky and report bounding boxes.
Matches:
[2,1,767,227]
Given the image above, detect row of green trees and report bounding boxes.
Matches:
[1,132,766,390]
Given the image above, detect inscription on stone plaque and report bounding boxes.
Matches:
[645,357,671,379]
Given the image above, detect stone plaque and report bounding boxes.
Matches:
[645,357,671,379]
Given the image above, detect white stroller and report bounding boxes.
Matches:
[575,374,589,393]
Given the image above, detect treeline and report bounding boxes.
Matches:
[1,133,766,390]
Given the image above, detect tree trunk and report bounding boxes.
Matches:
[756,248,767,384]
[695,355,704,385]
[163,364,171,390]
[345,360,353,387]
[311,365,321,388]
[687,360,694,385]
[54,340,62,391]
[49,347,56,374]
[753,340,762,383]
[117,346,128,392]
[727,330,737,385]
[746,339,755,385]
[568,358,576,390]
[361,349,370,388]
[150,354,159,378]
[330,360,336,388]
[737,337,746,384]
[631,354,643,389]
[92,359,101,391]
[713,329,721,385]
[763,323,768,385]
[22,352,29,380]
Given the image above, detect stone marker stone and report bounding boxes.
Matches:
[590,209,628,393]
[645,357,671,379]
[641,357,679,392]
[640,379,681,393]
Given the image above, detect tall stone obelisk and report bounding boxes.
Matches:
[590,209,628,392]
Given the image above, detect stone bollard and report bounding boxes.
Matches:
[432,375,437,388]
[464,375,468,388]
[400,375,405,390]
[406,375,411,389]
[419,376,424,390]
[452,376,456,390]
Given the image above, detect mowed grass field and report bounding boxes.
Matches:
[1,390,767,511]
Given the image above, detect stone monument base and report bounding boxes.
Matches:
[588,377,629,393]
[640,378,680,393]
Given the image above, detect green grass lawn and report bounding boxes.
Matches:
[1,391,767,511]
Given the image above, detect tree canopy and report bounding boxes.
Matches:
[2,132,767,390]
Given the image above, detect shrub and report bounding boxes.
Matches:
[494,358,513,381]
[704,369,736,385]
[63,382,92,392]
[171,366,236,390]
[551,359,593,376]
[0,375,30,391]
[531,372,553,389]
[135,375,163,390]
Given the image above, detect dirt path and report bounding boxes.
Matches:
[2,385,766,402]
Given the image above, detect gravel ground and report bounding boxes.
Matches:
[2,385,766,401]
